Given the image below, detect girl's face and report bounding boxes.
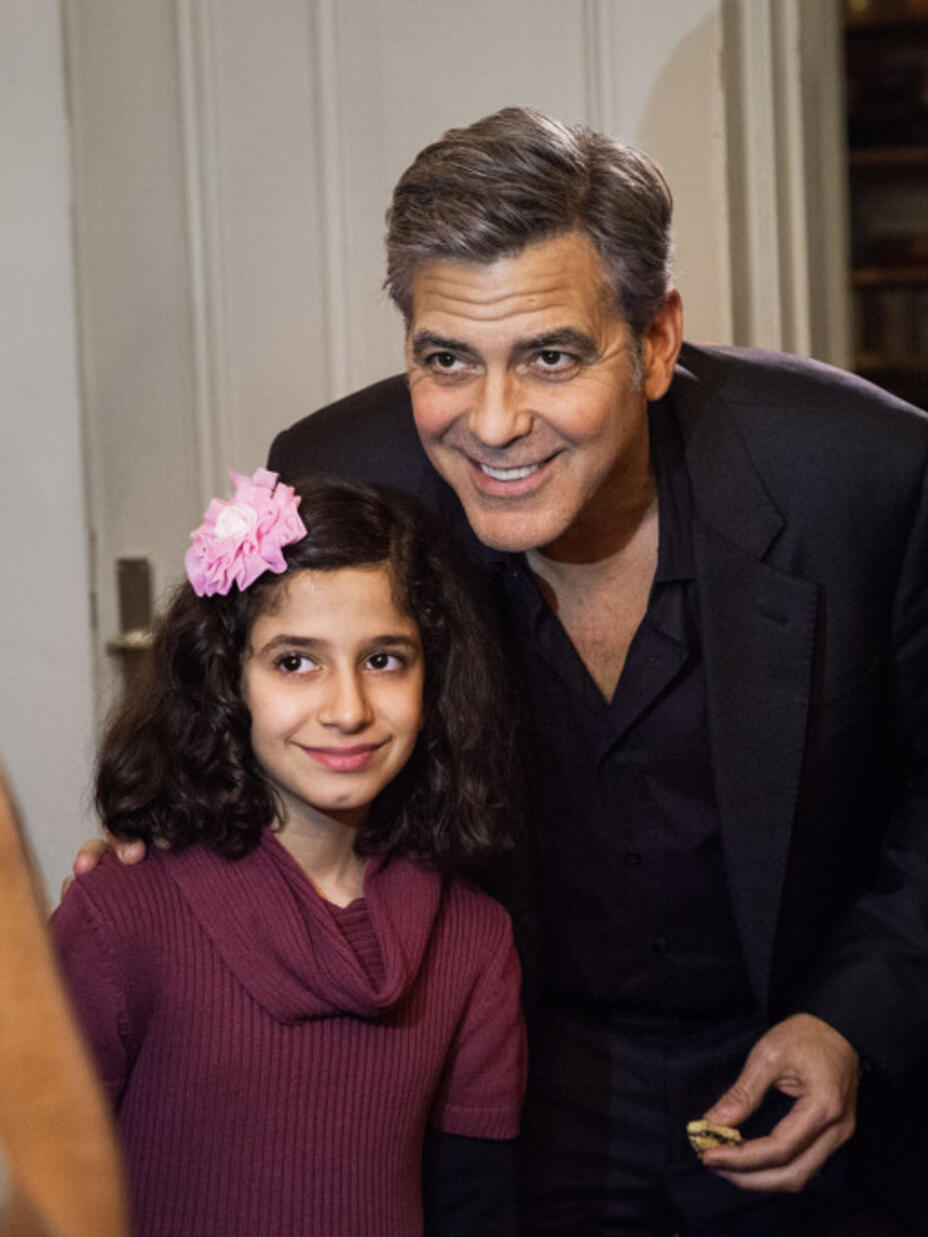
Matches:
[241,565,424,831]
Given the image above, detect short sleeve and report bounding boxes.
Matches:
[49,882,132,1109]
[430,912,526,1140]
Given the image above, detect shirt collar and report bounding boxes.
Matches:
[650,395,694,585]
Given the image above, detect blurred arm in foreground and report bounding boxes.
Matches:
[0,767,127,1237]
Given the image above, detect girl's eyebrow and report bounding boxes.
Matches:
[363,635,421,653]
[258,635,323,653]
[255,633,420,655]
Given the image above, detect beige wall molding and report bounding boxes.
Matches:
[723,0,851,364]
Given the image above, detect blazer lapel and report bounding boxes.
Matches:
[671,366,819,1008]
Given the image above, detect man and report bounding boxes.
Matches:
[82,108,928,1233]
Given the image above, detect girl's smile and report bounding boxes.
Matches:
[298,741,388,772]
[241,565,425,832]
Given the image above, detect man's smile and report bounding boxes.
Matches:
[478,462,542,482]
[465,451,560,498]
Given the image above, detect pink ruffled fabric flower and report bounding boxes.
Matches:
[185,468,307,596]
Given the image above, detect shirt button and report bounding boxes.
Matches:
[624,849,643,867]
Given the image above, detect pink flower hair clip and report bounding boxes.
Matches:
[185,468,307,597]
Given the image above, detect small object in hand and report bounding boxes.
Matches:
[686,1119,743,1157]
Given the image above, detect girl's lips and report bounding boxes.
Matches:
[299,743,385,772]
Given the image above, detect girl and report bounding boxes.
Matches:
[51,469,525,1237]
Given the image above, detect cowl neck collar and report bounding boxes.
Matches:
[161,832,442,1024]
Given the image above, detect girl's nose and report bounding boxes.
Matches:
[318,669,372,731]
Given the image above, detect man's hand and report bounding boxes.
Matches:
[699,1013,859,1193]
[61,836,148,898]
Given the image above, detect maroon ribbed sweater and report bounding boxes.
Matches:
[50,834,525,1236]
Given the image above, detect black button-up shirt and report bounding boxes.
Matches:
[487,400,755,1017]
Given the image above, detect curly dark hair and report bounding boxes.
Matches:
[96,477,517,870]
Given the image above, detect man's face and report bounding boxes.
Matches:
[405,231,681,558]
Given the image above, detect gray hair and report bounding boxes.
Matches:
[385,106,674,337]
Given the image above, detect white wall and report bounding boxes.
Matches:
[0,1,97,897]
[587,0,733,345]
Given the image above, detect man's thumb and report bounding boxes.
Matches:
[703,1071,766,1127]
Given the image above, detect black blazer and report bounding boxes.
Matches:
[270,343,928,1225]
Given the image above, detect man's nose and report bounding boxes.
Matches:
[467,372,531,447]
[318,669,372,730]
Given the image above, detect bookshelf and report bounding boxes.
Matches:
[845,0,928,407]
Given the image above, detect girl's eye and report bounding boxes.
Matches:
[366,651,403,672]
[275,653,316,675]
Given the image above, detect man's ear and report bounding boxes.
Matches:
[641,290,683,402]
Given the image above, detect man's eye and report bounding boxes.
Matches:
[426,351,464,372]
[534,350,576,371]
[366,651,403,672]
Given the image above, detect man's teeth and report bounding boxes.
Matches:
[479,463,540,481]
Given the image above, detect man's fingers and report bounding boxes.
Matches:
[710,1118,850,1194]
[703,1050,778,1128]
[112,838,147,865]
[703,1088,856,1192]
[698,1015,859,1194]
[71,837,109,877]
[703,1082,759,1128]
[63,837,110,898]
[702,1095,830,1172]
[69,835,146,885]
